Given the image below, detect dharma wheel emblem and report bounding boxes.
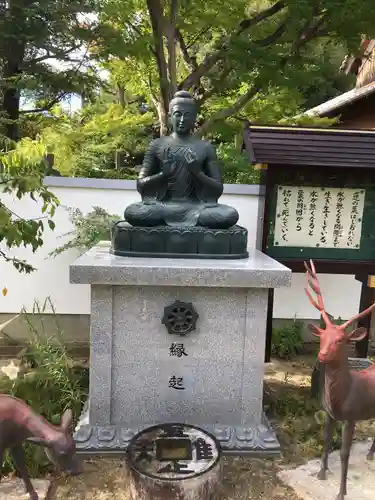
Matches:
[162,300,199,336]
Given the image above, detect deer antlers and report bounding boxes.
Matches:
[341,300,375,330]
[304,260,331,327]
[304,259,375,331]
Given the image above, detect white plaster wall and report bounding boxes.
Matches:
[273,272,361,320]
[0,178,261,315]
[0,177,361,319]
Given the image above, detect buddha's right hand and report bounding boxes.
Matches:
[162,159,176,177]
[162,148,176,177]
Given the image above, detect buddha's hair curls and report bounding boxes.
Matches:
[169,90,197,113]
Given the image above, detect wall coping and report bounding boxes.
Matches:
[44,176,265,195]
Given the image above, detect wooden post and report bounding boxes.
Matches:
[265,289,274,362]
[259,164,274,363]
[355,277,374,358]
[125,457,222,500]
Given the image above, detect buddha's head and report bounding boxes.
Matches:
[169,91,197,135]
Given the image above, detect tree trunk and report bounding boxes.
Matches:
[115,151,126,169]
[146,0,171,135]
[2,60,22,142]
[1,0,26,143]
[125,457,222,500]
[165,0,178,95]
[155,100,169,136]
[117,84,127,108]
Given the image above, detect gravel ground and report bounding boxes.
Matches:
[52,357,316,500]
[52,455,301,500]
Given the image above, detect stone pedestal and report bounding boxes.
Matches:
[70,242,291,455]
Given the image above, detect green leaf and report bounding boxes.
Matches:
[0,138,59,273]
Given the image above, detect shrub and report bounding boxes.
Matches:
[272,319,304,359]
[0,299,88,476]
[217,143,260,185]
[51,205,121,257]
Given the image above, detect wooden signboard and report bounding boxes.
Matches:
[265,167,375,267]
[243,124,375,359]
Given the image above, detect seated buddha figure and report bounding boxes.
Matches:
[124,91,239,230]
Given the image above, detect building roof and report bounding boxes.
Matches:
[243,123,375,168]
[304,81,375,117]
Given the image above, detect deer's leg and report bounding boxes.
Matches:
[0,444,3,483]
[10,444,38,500]
[317,412,334,480]
[337,420,356,500]
[366,438,375,461]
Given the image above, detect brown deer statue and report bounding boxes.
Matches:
[0,394,82,500]
[304,259,375,500]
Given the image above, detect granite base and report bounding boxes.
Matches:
[70,244,291,458]
[74,403,280,456]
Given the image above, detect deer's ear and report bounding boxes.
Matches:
[347,327,367,341]
[308,323,322,337]
[60,409,73,432]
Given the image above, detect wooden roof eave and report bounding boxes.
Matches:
[243,124,375,169]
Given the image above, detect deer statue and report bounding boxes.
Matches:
[304,259,375,500]
[0,394,82,500]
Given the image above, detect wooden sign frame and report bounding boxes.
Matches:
[243,124,375,360]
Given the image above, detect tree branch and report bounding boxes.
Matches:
[19,92,69,114]
[146,0,170,133]
[186,24,214,49]
[175,27,198,71]
[166,0,178,93]
[0,250,35,273]
[253,22,287,47]
[147,71,159,104]
[125,21,157,57]
[196,86,220,107]
[19,42,93,115]
[194,83,261,137]
[179,1,285,90]
[291,12,329,56]
[197,66,232,106]
[22,45,83,67]
[237,1,285,32]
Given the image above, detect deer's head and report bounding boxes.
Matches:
[28,409,82,476]
[304,260,375,365]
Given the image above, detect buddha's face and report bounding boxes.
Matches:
[170,103,196,135]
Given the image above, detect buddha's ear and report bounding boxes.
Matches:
[167,111,173,128]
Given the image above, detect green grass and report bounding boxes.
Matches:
[0,299,89,476]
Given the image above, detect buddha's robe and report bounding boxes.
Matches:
[125,137,239,230]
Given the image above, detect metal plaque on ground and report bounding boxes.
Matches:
[127,422,221,481]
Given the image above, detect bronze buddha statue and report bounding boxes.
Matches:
[124,90,239,229]
[111,91,248,258]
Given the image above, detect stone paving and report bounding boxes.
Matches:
[278,440,375,500]
[0,478,51,500]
